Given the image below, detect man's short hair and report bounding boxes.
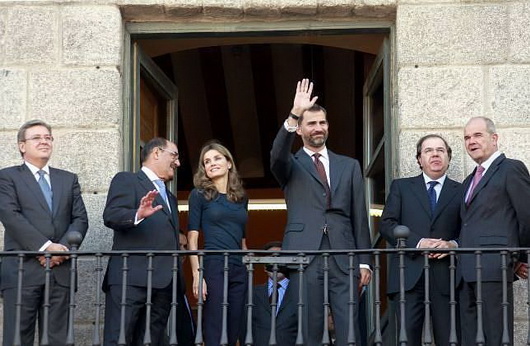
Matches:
[17,120,52,157]
[140,137,169,164]
[415,134,453,164]
[299,104,327,124]
[17,120,52,143]
[466,116,497,135]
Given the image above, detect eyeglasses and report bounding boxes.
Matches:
[22,135,54,143]
[422,148,447,155]
[158,147,179,161]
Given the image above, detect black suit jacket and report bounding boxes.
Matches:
[0,164,88,289]
[458,154,530,282]
[103,170,181,289]
[270,127,372,272]
[380,174,463,294]
[244,283,298,346]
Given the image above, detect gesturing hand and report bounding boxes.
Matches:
[292,78,319,115]
[137,190,163,220]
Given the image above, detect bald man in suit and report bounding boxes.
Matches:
[458,117,530,345]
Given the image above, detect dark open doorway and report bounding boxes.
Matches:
[131,27,392,342]
[134,30,388,248]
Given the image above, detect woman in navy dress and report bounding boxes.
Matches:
[187,141,248,346]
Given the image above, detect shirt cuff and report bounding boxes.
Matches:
[283,119,298,132]
[359,264,372,273]
[39,240,52,252]
[134,212,144,225]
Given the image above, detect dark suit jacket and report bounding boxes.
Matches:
[270,127,372,272]
[243,283,298,346]
[103,170,181,289]
[380,174,463,295]
[458,154,530,283]
[103,170,195,345]
[0,164,88,289]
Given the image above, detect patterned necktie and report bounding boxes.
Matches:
[313,153,331,207]
[154,179,169,208]
[466,165,485,205]
[427,181,438,214]
[37,170,53,211]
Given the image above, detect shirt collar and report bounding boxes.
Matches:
[479,150,501,173]
[422,172,447,186]
[25,161,50,176]
[141,166,162,182]
[303,146,329,161]
[268,277,290,289]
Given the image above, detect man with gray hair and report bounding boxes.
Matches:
[458,116,530,345]
[0,119,88,346]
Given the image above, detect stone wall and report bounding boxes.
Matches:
[396,1,530,179]
[396,1,530,343]
[0,3,124,343]
[1,0,529,344]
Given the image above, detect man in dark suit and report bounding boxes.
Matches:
[102,137,194,346]
[380,134,462,346]
[0,119,88,346]
[270,79,372,345]
[248,241,297,346]
[458,116,530,345]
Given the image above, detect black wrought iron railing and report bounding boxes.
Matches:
[1,229,529,346]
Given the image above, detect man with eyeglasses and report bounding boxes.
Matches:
[102,137,194,346]
[380,134,462,346]
[0,119,88,346]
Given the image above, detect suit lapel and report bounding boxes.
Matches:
[410,175,431,216]
[20,165,52,215]
[277,283,292,315]
[137,170,171,217]
[256,286,272,314]
[49,168,63,217]
[470,154,504,204]
[432,178,459,223]
[295,149,325,189]
[328,151,345,197]
[167,192,179,228]
[466,154,505,207]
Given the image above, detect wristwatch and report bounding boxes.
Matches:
[289,112,300,120]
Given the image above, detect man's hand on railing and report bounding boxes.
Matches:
[417,238,457,260]
[193,275,208,301]
[37,242,70,268]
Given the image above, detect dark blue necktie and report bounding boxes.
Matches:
[428,181,438,214]
[37,170,53,211]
